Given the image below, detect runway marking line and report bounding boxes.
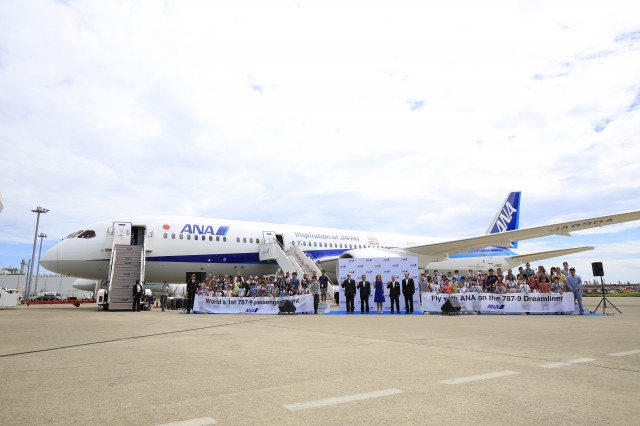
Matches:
[439,370,520,385]
[539,358,596,368]
[284,388,403,411]
[155,417,216,426]
[608,349,640,357]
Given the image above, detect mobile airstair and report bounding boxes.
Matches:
[104,222,148,311]
[259,232,335,295]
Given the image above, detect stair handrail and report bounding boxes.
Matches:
[289,245,322,276]
[139,241,146,285]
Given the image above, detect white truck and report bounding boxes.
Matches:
[0,288,19,309]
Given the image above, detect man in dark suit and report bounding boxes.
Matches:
[132,279,143,312]
[357,274,371,314]
[402,272,416,314]
[186,274,199,314]
[387,275,401,314]
[341,273,356,314]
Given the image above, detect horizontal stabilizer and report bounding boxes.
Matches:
[509,246,594,264]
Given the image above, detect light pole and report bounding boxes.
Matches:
[34,232,48,294]
[24,260,31,297]
[26,206,48,301]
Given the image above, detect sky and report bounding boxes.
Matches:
[1,0,639,283]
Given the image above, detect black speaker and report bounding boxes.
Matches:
[591,262,604,277]
[278,300,296,314]
[441,297,461,315]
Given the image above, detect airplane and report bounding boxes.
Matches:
[40,192,640,291]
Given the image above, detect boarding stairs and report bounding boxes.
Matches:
[107,244,144,311]
[259,241,306,278]
[287,244,337,300]
[258,240,336,304]
[287,244,322,278]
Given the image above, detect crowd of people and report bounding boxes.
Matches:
[419,261,585,314]
[148,260,585,315]
[191,270,329,299]
[182,270,330,314]
[419,261,579,296]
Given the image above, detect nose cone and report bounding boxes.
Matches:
[37,234,109,279]
[39,244,58,272]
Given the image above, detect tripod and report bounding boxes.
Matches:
[593,276,621,315]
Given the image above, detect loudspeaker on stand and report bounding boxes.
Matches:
[591,262,604,277]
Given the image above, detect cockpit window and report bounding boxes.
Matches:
[65,230,84,239]
[77,230,96,239]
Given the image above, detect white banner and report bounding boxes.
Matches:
[193,295,314,314]
[337,257,419,312]
[421,292,576,314]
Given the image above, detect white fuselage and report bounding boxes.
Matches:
[40,216,518,283]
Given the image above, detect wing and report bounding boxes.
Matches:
[404,210,640,260]
[508,246,594,264]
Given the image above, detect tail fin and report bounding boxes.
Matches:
[486,192,521,248]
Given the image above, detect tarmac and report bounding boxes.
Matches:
[0,298,639,426]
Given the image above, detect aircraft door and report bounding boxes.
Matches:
[113,222,132,245]
[131,226,146,246]
[262,231,284,248]
[262,231,276,244]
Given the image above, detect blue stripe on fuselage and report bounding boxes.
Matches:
[145,246,515,265]
[147,252,266,264]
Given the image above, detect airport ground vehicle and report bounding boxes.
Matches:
[35,292,62,301]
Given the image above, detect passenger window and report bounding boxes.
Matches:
[195,235,199,240]
[171,233,175,239]
[216,236,220,242]
[249,238,253,243]
[179,234,183,240]
[223,237,227,242]
[256,238,259,244]
[209,236,213,241]
[163,233,167,239]
[236,237,240,243]
[187,234,191,240]
[243,238,246,243]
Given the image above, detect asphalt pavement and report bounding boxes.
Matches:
[0,297,638,425]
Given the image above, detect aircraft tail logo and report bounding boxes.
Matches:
[486,192,521,248]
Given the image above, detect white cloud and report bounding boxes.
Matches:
[1,0,639,281]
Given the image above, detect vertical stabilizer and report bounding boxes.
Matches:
[486,192,521,248]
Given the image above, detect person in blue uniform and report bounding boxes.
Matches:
[373,274,385,314]
[566,267,585,315]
